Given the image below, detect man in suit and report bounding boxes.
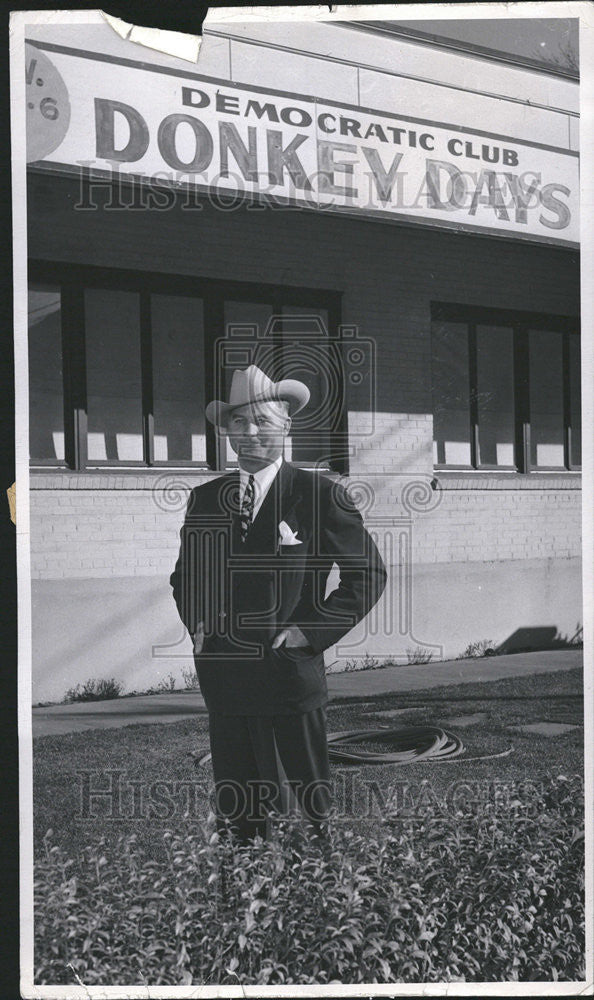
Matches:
[170,364,387,844]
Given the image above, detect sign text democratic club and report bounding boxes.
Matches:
[93,86,572,231]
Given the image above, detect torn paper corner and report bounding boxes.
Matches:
[101,10,202,64]
[7,483,15,526]
[101,11,132,41]
[101,4,343,62]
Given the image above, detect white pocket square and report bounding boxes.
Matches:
[278,520,302,545]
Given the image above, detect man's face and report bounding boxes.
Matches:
[226,400,291,472]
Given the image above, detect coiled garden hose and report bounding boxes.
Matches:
[195,725,513,768]
[326,725,464,763]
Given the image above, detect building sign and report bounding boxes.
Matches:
[26,41,579,247]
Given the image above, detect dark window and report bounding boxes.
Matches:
[222,300,275,468]
[220,301,336,469]
[476,325,515,467]
[85,289,143,463]
[569,335,581,468]
[279,306,332,466]
[28,284,65,463]
[27,264,344,472]
[151,294,205,463]
[432,321,471,466]
[529,329,565,469]
[431,305,580,472]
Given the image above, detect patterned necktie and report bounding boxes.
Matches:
[240,474,255,543]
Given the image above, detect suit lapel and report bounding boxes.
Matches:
[215,471,241,551]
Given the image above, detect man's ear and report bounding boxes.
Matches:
[283,416,292,435]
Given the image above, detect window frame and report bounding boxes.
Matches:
[431,302,581,474]
[28,261,345,473]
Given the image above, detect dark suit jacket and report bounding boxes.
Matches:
[170,461,387,715]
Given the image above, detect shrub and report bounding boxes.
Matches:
[140,673,180,696]
[34,776,584,986]
[459,639,496,659]
[63,678,123,703]
[344,653,384,671]
[406,647,434,665]
[344,652,380,672]
[158,673,177,693]
[344,651,435,672]
[181,666,200,691]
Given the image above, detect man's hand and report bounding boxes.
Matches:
[272,625,310,649]
[191,623,204,655]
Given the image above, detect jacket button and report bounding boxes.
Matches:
[219,611,227,619]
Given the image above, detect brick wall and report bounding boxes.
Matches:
[417,485,581,564]
[30,478,207,580]
[29,473,581,580]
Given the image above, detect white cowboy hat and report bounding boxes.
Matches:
[205,364,310,427]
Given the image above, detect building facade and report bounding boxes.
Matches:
[24,17,581,703]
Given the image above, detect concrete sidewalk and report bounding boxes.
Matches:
[32,649,582,738]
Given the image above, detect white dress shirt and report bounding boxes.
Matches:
[239,455,283,521]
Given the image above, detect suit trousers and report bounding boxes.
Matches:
[208,706,332,844]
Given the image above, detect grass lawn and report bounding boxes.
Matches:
[33,666,585,986]
[328,665,583,827]
[34,667,584,860]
